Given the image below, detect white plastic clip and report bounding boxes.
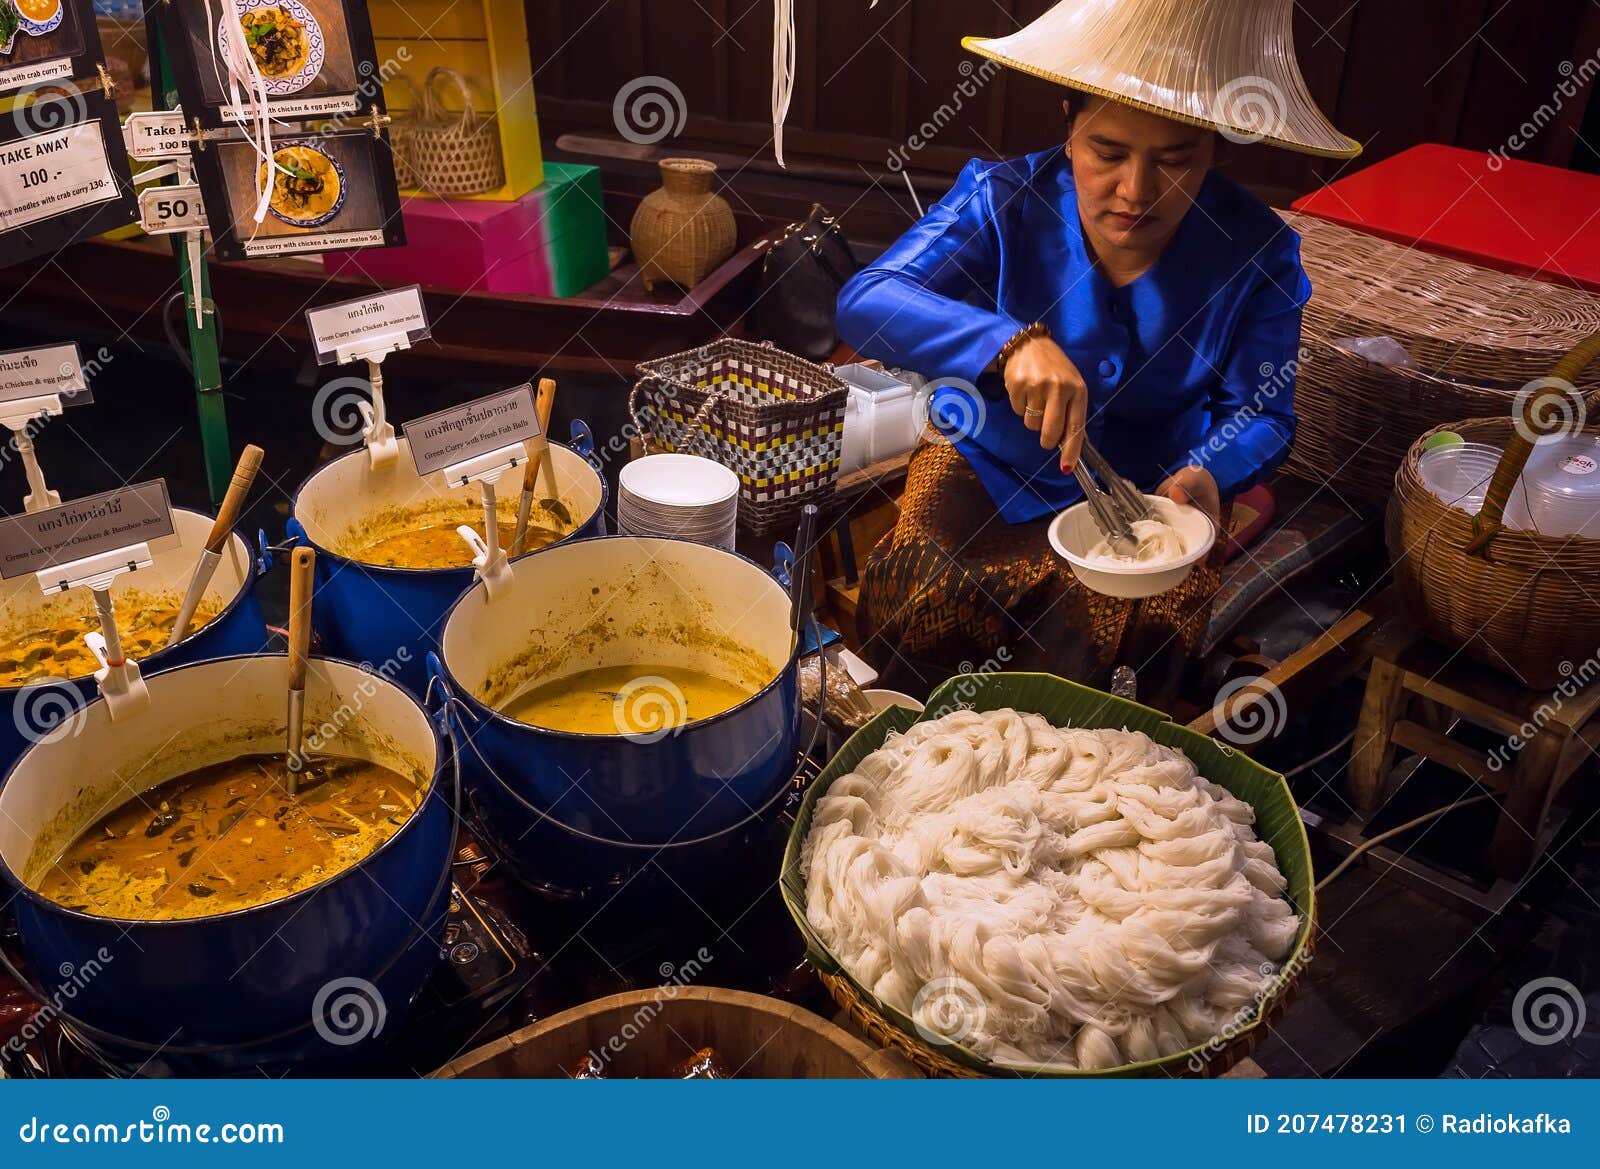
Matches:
[1,393,63,513]
[85,631,150,721]
[456,525,512,602]
[330,338,410,471]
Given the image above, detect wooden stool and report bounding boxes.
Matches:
[1349,631,1600,879]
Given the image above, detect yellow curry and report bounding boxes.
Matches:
[0,595,223,688]
[260,145,340,224]
[349,499,570,570]
[239,7,310,79]
[500,664,754,735]
[31,753,423,920]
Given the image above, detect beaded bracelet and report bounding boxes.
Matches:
[997,321,1052,372]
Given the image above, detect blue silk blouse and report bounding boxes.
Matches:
[836,149,1310,523]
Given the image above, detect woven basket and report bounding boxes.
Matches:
[396,67,504,197]
[1389,336,1600,689]
[631,339,847,535]
[781,672,1317,1078]
[1282,212,1600,505]
[385,74,421,191]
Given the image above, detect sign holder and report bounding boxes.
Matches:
[0,392,63,512]
[36,543,155,721]
[334,329,414,470]
[440,442,525,602]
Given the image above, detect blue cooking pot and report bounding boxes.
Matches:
[0,653,455,1076]
[435,535,802,854]
[0,511,272,781]
[287,420,607,696]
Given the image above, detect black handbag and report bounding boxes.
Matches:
[753,203,861,362]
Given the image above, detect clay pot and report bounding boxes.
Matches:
[629,158,737,291]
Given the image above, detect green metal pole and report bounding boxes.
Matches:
[152,25,231,505]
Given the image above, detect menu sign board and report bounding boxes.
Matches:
[0,0,104,98]
[402,385,540,479]
[0,341,92,405]
[138,183,208,236]
[0,480,175,581]
[156,0,385,131]
[193,126,402,260]
[305,285,429,363]
[0,89,137,268]
[122,109,195,161]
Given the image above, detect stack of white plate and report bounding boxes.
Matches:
[1517,435,1600,537]
[618,454,740,550]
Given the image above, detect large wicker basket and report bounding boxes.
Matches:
[781,672,1316,1078]
[632,339,847,535]
[1282,212,1600,505]
[394,68,504,198]
[1389,336,1600,689]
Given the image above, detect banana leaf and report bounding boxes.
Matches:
[779,671,1316,1078]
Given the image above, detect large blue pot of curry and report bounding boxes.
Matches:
[0,653,453,1076]
[287,420,607,697]
[0,510,272,782]
[434,535,800,889]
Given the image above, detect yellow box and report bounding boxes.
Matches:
[371,0,543,202]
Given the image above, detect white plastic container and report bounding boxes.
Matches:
[837,364,917,474]
[1518,435,1600,537]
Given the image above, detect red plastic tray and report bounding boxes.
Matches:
[1291,143,1600,294]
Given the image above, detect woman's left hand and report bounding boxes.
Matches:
[1157,466,1221,528]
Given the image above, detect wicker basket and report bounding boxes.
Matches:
[386,74,421,191]
[1389,335,1600,689]
[631,338,847,535]
[395,67,505,198]
[781,672,1317,1078]
[1282,212,1600,505]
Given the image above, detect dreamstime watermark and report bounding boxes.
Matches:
[1196,346,1306,469]
[1210,76,1288,146]
[579,946,715,1073]
[913,376,986,444]
[1511,375,1587,446]
[319,46,413,138]
[613,76,687,145]
[610,675,690,744]
[911,975,987,1047]
[1186,949,1311,1072]
[296,649,414,761]
[1488,53,1600,171]
[311,976,386,1047]
[1486,652,1600,772]
[3,948,114,1056]
[1212,675,1288,747]
[310,375,374,446]
[944,646,1015,709]
[1511,976,1587,1046]
[15,1106,284,1146]
[885,57,1003,173]
[10,678,89,747]
[9,82,87,137]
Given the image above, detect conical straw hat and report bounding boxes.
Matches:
[963,0,1360,158]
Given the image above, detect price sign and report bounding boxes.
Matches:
[0,120,121,234]
[138,184,207,236]
[402,384,541,479]
[0,480,175,581]
[306,286,430,364]
[122,109,194,161]
[0,342,93,406]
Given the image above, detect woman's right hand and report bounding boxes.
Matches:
[1003,334,1089,471]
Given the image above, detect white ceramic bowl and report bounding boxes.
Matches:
[1047,496,1216,599]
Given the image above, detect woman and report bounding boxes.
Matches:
[837,0,1358,699]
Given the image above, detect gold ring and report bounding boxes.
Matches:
[1023,407,1044,418]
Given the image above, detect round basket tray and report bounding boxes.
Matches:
[817,922,1314,1078]
[782,671,1318,1079]
[1390,415,1600,690]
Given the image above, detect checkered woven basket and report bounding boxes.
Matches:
[631,339,847,535]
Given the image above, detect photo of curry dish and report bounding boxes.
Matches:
[258,143,343,227]
[0,595,223,688]
[237,6,309,78]
[30,752,424,920]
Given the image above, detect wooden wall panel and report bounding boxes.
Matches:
[528,0,1598,210]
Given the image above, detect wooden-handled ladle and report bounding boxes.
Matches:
[167,443,265,648]
[284,545,315,797]
[510,377,572,555]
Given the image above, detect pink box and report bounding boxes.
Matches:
[323,164,607,296]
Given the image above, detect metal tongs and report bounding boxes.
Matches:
[1071,439,1152,557]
